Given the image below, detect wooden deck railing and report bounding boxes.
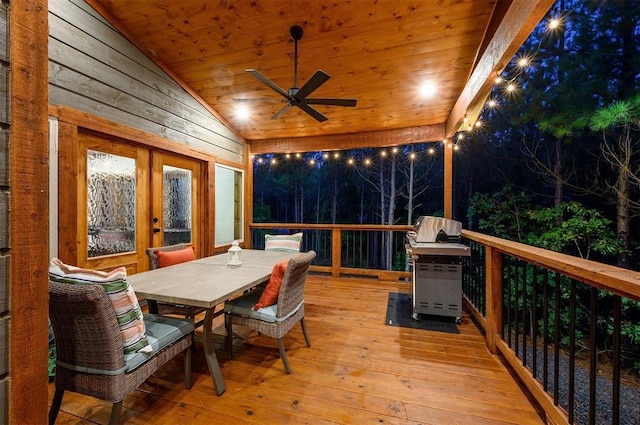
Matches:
[249,223,412,280]
[462,230,640,425]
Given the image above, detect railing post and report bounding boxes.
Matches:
[331,228,341,278]
[485,246,502,354]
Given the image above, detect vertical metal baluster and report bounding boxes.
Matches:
[612,295,621,425]
[553,272,561,405]
[481,245,486,314]
[568,280,576,424]
[522,261,528,366]
[515,259,520,357]
[506,256,512,345]
[588,286,597,425]
[474,244,478,312]
[532,265,538,378]
[542,269,549,391]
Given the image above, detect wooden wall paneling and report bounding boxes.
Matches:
[0,317,7,375]
[0,192,6,249]
[48,0,245,163]
[9,0,50,423]
[48,58,241,157]
[49,86,240,164]
[0,130,8,186]
[0,256,7,313]
[0,4,6,62]
[0,370,6,425]
[47,29,242,151]
[0,65,7,124]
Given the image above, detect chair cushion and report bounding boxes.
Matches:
[225,288,303,323]
[253,259,289,310]
[264,233,303,252]
[49,258,151,354]
[155,246,195,268]
[124,314,194,372]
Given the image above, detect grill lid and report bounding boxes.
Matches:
[411,216,462,243]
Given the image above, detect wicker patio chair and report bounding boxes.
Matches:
[48,281,193,425]
[224,250,316,374]
[145,243,207,324]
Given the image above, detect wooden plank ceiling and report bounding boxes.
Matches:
[86,1,544,143]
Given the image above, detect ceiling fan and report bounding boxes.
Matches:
[234,25,357,122]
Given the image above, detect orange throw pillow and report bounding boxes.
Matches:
[253,259,290,310]
[155,246,195,268]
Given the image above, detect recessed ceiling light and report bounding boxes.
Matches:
[419,81,437,97]
[235,105,250,120]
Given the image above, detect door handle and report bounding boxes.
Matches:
[153,228,161,233]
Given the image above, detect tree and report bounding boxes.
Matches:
[589,96,640,268]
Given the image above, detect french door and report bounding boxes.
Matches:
[59,131,201,273]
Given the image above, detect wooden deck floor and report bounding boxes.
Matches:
[48,275,544,424]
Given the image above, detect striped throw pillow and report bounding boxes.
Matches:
[48,258,152,354]
[264,232,303,252]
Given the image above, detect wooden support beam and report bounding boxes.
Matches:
[485,246,503,354]
[443,140,453,219]
[445,0,555,136]
[331,228,341,278]
[249,124,445,155]
[9,1,49,423]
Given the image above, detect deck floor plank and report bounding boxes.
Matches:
[47,274,544,424]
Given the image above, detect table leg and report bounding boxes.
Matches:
[147,299,159,314]
[203,306,226,395]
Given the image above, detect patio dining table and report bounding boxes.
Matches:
[127,249,298,395]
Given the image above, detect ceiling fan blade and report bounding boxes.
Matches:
[271,104,293,120]
[297,103,328,122]
[306,98,357,107]
[294,70,330,100]
[246,69,290,99]
[233,97,286,103]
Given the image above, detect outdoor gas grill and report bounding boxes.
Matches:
[406,216,470,323]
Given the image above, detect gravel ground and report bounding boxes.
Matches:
[514,344,639,425]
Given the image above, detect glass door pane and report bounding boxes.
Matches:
[87,150,136,257]
[163,165,192,245]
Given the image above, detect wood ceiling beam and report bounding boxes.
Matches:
[248,124,445,154]
[445,0,555,136]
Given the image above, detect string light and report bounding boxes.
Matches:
[253,143,449,169]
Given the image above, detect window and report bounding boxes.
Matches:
[215,164,243,246]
